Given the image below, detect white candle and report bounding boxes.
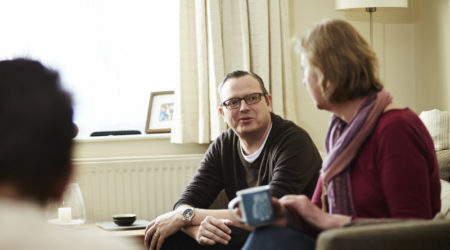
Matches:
[58,207,72,223]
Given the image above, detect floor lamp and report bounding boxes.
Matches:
[335,0,408,45]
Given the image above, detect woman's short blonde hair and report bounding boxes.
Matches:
[298,19,383,103]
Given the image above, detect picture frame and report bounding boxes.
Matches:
[145,91,175,134]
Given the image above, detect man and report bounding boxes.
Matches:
[0,58,141,250]
[145,70,322,250]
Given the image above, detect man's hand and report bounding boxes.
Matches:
[195,216,233,246]
[144,210,184,250]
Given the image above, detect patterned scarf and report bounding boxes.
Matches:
[321,89,392,216]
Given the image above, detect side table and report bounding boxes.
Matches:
[80,223,147,248]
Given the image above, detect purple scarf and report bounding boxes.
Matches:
[321,89,392,216]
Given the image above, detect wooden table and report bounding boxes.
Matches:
[80,223,146,247]
[98,227,145,241]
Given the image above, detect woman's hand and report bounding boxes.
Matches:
[271,197,306,231]
[279,195,351,230]
[271,197,290,227]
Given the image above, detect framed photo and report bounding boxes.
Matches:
[145,91,175,134]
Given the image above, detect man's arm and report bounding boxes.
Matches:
[145,205,250,249]
[146,137,235,249]
[177,205,232,224]
[181,206,256,247]
[174,139,226,209]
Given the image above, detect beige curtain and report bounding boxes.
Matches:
[171,0,298,144]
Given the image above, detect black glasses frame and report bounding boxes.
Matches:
[222,92,266,110]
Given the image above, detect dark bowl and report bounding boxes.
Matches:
[112,214,136,226]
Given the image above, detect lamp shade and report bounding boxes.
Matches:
[336,0,408,10]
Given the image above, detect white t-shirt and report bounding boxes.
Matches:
[241,123,273,163]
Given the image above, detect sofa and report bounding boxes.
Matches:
[316,153,450,250]
[316,110,450,250]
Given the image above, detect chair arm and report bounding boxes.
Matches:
[316,219,450,250]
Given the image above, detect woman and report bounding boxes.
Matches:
[242,19,441,250]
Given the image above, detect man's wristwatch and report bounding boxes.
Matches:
[181,207,195,226]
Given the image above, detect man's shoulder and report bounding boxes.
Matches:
[215,127,237,142]
[208,127,238,150]
[270,113,309,137]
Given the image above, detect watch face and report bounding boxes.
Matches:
[183,208,193,218]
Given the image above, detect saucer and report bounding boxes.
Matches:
[96,220,150,231]
[48,218,85,226]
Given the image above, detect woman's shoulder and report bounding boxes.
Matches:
[375,107,431,142]
[379,107,419,126]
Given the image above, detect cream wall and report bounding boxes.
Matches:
[414,0,450,112]
[290,0,450,151]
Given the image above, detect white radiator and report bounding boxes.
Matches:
[72,154,202,222]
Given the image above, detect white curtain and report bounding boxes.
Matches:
[171,0,298,144]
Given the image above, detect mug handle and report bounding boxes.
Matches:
[228,196,245,223]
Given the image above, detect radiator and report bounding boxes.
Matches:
[72,154,202,223]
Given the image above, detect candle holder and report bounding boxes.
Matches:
[47,183,87,225]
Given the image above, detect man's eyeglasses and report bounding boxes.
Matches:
[222,92,266,110]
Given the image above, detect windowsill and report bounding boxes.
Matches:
[74,133,170,143]
[73,133,209,159]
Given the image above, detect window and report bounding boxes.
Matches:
[0,0,179,138]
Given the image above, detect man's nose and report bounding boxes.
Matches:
[239,99,250,111]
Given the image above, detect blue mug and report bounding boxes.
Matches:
[228,185,273,227]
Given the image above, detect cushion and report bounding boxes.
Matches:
[419,109,450,151]
[440,180,450,216]
[437,150,450,181]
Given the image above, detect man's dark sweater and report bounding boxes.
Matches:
[174,113,322,209]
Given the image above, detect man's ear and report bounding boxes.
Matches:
[266,94,273,112]
[219,106,225,117]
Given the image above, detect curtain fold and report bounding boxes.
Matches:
[172,0,296,144]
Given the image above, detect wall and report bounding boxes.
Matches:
[414,0,450,112]
[73,0,449,157]
[289,0,450,151]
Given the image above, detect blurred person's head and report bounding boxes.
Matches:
[297,19,383,108]
[218,70,272,140]
[0,58,74,205]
